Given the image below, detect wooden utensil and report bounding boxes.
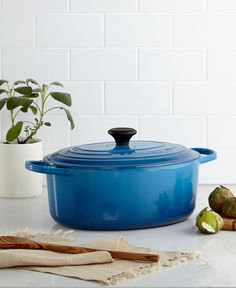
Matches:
[0,236,159,262]
[222,217,236,231]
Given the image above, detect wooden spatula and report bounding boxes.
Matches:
[0,236,159,262]
[222,217,236,231]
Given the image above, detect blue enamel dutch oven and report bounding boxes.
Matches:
[25,127,216,230]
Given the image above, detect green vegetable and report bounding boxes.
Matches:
[196,207,223,234]
[222,197,236,218]
[208,185,234,213]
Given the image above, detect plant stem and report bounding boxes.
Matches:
[43,106,62,115]
[21,86,48,144]
[23,120,35,125]
[32,100,42,114]
[7,87,14,126]
[13,109,21,123]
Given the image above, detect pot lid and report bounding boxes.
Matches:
[44,127,200,168]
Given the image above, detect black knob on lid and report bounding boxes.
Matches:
[108,127,137,148]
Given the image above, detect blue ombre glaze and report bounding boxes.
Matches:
[45,161,199,230]
[25,128,216,230]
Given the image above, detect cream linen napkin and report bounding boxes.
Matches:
[0,250,113,268]
[1,229,201,285]
[0,230,112,268]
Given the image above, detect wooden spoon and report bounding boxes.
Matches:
[0,236,159,262]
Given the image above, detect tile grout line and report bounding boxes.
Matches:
[171,82,174,115]
[67,0,71,13]
[0,48,2,78]
[34,13,37,47]
[103,13,106,47]
[57,79,236,83]
[137,0,140,12]
[28,12,236,16]
[103,82,106,115]
[68,48,71,80]
[0,47,2,140]
[137,116,140,140]
[68,123,72,147]
[205,116,208,147]
[0,115,2,140]
[53,47,207,50]
[171,14,174,47]
[205,0,209,12]
[137,48,139,80]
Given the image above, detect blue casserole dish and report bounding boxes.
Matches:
[25,127,216,230]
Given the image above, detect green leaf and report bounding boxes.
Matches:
[6,121,23,142]
[20,107,28,113]
[29,105,37,115]
[44,122,51,126]
[0,79,8,86]
[0,98,8,110]
[60,108,75,130]
[7,97,33,110]
[0,89,7,95]
[14,86,32,95]
[14,80,26,85]
[26,78,38,85]
[50,92,72,106]
[33,88,41,93]
[23,93,39,98]
[50,81,63,87]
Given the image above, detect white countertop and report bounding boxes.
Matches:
[0,185,235,287]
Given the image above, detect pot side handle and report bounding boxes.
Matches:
[191,148,217,164]
[25,160,72,176]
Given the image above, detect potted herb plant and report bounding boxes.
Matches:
[0,79,74,198]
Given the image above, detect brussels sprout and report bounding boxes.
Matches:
[196,207,223,234]
[208,185,234,213]
[222,197,236,218]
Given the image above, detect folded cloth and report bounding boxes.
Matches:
[0,250,113,268]
[2,230,200,285]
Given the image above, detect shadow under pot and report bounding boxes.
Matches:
[25,127,216,230]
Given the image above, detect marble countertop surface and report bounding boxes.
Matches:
[0,184,235,287]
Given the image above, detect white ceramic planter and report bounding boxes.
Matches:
[0,140,43,198]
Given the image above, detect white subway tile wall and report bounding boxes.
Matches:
[139,0,206,13]
[139,49,205,80]
[37,15,103,47]
[207,50,236,80]
[2,48,69,80]
[71,49,137,80]
[2,0,69,12]
[105,82,172,115]
[174,82,236,115]
[0,0,236,183]
[70,0,138,12]
[207,0,236,13]
[105,15,172,47]
[0,14,34,47]
[139,116,206,148]
[71,116,138,145]
[174,15,236,48]
[207,117,236,149]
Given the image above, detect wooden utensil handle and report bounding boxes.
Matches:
[222,218,236,231]
[35,242,159,262]
[0,236,159,262]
